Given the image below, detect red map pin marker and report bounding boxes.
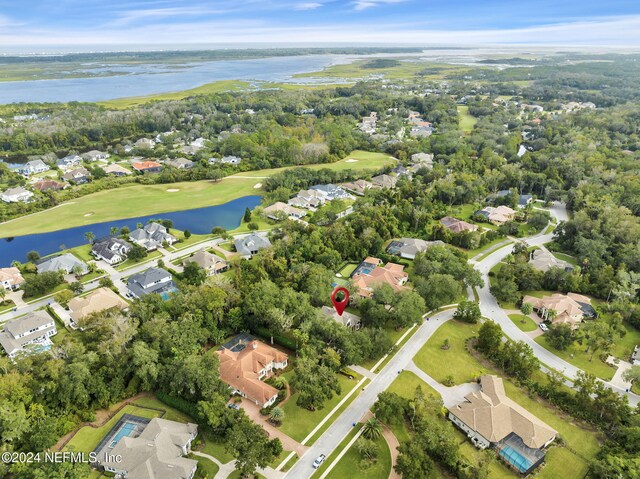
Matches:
[331,286,350,316]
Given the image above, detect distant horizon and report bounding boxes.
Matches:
[2,1,640,48]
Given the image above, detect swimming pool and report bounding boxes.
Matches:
[109,421,139,448]
[499,445,533,473]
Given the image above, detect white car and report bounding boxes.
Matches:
[312,454,326,469]
[539,323,549,332]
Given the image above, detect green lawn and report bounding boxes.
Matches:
[193,455,220,479]
[280,371,363,443]
[457,105,477,133]
[294,60,468,81]
[312,426,362,478]
[466,237,511,259]
[508,313,538,332]
[326,433,391,479]
[337,262,359,277]
[201,434,235,464]
[534,335,616,381]
[115,250,163,271]
[551,252,579,267]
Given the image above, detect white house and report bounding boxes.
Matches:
[0,311,57,358]
[1,187,34,203]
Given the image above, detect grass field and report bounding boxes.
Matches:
[534,335,616,381]
[508,313,538,332]
[326,433,391,479]
[193,455,220,479]
[295,60,470,81]
[280,371,363,443]
[1,151,394,238]
[457,105,477,133]
[311,426,362,478]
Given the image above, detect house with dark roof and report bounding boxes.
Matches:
[0,310,57,358]
[56,155,82,170]
[126,267,176,299]
[92,237,132,264]
[129,222,177,251]
[321,306,361,329]
[371,174,398,189]
[98,417,198,479]
[387,237,445,260]
[234,234,272,259]
[62,167,91,184]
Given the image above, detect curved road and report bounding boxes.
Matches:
[472,202,639,407]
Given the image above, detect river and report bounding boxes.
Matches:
[0,54,354,103]
[0,195,261,265]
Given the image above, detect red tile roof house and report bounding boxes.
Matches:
[131,160,163,174]
[352,257,409,297]
[216,337,288,408]
[440,216,479,233]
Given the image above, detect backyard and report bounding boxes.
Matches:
[326,433,391,479]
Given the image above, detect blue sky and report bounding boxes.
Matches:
[1,0,640,48]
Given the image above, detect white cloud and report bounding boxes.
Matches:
[352,0,406,11]
[294,2,324,10]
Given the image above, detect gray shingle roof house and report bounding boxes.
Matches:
[387,237,445,260]
[234,234,272,259]
[18,159,49,176]
[321,306,361,329]
[92,237,132,265]
[371,174,398,189]
[183,249,229,275]
[126,267,175,299]
[1,187,34,203]
[528,249,573,273]
[82,150,110,162]
[164,157,194,169]
[62,167,91,184]
[0,310,57,358]
[129,222,177,251]
[99,417,198,479]
[56,155,82,169]
[36,253,88,275]
[309,184,353,201]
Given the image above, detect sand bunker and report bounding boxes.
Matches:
[166,188,180,192]
[83,212,94,217]
[254,183,262,189]
[345,159,358,163]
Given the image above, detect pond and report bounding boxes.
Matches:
[0,195,261,265]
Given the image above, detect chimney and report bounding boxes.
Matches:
[252,341,257,349]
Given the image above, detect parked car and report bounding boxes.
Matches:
[227,403,240,410]
[539,323,549,332]
[312,454,326,469]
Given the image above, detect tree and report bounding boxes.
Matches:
[128,244,147,262]
[212,226,226,236]
[490,275,519,303]
[69,281,84,294]
[477,321,503,359]
[579,320,621,362]
[622,365,640,385]
[373,391,407,426]
[269,406,284,425]
[243,207,252,223]
[98,276,114,288]
[110,226,119,237]
[520,301,533,324]
[396,440,435,478]
[354,437,379,462]
[453,300,481,324]
[292,351,341,411]
[226,414,281,477]
[392,290,427,328]
[182,262,207,286]
[247,222,259,231]
[183,229,191,239]
[22,271,64,298]
[547,323,574,350]
[272,376,288,391]
[26,250,40,263]
[362,418,382,440]
[120,226,130,236]
[84,231,95,244]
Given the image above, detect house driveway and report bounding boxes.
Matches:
[607,356,634,390]
[238,398,309,457]
[50,301,74,328]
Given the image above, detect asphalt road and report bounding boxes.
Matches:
[284,309,455,478]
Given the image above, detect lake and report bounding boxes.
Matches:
[0,54,353,103]
[0,195,261,265]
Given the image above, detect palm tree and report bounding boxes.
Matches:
[520,302,533,324]
[0,288,6,304]
[273,376,288,391]
[110,226,119,237]
[84,231,95,244]
[362,418,382,440]
[269,407,284,425]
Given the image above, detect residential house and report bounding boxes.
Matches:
[220,155,242,165]
[522,292,595,329]
[1,187,34,203]
[32,179,65,192]
[216,335,288,407]
[387,237,445,260]
[341,179,374,196]
[309,183,353,201]
[263,202,307,220]
[36,253,89,275]
[179,145,200,156]
[321,305,361,329]
[99,418,198,479]
[352,257,408,297]
[371,174,398,189]
[131,161,163,173]
[134,138,155,149]
[129,222,177,251]
[632,345,640,366]
[0,267,24,291]
[288,189,326,210]
[475,206,516,225]
[164,157,194,169]
[103,163,132,176]
[91,237,131,264]
[517,145,529,158]
[82,150,110,162]
[234,234,272,259]
[518,194,533,208]
[126,267,176,299]
[358,112,378,134]
[448,375,556,474]
[56,154,82,170]
[18,159,49,176]
[62,167,91,184]
[183,249,229,275]
[528,249,573,273]
[68,287,128,326]
[409,125,434,138]
[440,216,478,234]
[392,164,412,178]
[0,311,57,358]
